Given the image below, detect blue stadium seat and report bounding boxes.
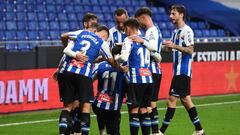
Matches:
[153,14,162,21]
[74,5,83,13]
[27,5,36,12]
[17,31,28,40]
[101,6,110,13]
[166,22,174,30]
[202,30,210,37]
[132,0,140,6]
[60,21,69,30]
[6,4,15,12]
[194,30,202,37]
[39,31,50,40]
[158,22,167,30]
[55,0,62,4]
[73,0,81,4]
[123,0,131,6]
[151,7,158,14]
[198,22,206,29]
[210,29,218,37]
[6,12,16,21]
[56,5,63,12]
[0,4,5,13]
[93,6,102,13]
[83,5,92,12]
[98,0,107,5]
[110,6,117,13]
[17,21,27,30]
[139,1,147,6]
[77,13,84,21]
[36,5,46,12]
[18,43,32,51]
[65,5,74,13]
[58,13,68,21]
[46,5,56,13]
[28,21,39,30]
[217,29,226,37]
[6,44,18,52]
[162,14,170,21]
[0,13,5,21]
[50,21,59,30]
[116,0,124,6]
[91,0,99,5]
[162,30,171,38]
[104,13,112,21]
[158,7,166,14]
[190,22,198,29]
[0,21,6,30]
[69,21,80,30]
[107,21,115,28]
[48,13,57,21]
[39,21,49,30]
[28,31,39,40]
[27,12,37,21]
[5,31,17,40]
[68,13,77,21]
[82,0,90,5]
[6,21,17,30]
[50,31,60,40]
[38,13,48,21]
[36,0,44,4]
[16,0,25,4]
[17,12,27,21]
[0,31,6,41]
[96,13,104,21]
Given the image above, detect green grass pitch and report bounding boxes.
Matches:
[0,94,240,135]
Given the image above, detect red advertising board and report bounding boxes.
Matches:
[0,61,240,113]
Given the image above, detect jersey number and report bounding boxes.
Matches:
[137,48,150,67]
[80,40,91,55]
[102,71,117,93]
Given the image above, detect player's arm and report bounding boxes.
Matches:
[128,33,157,52]
[92,64,99,81]
[161,45,172,52]
[150,51,162,62]
[115,39,131,63]
[60,30,83,47]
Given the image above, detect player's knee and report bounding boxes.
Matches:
[81,102,91,113]
[167,96,177,107]
[63,103,74,111]
[180,96,193,107]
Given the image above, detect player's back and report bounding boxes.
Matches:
[126,37,152,83]
[93,61,126,110]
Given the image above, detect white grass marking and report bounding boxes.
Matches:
[0,100,239,127]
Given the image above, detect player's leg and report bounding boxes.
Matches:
[139,84,152,135]
[57,72,75,135]
[150,74,162,134]
[127,84,141,135]
[159,76,180,134]
[77,75,94,135]
[105,110,121,135]
[92,105,106,135]
[71,100,81,134]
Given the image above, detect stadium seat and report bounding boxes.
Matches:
[17,21,27,30]
[73,0,81,4]
[107,21,115,28]
[55,0,62,5]
[104,13,112,21]
[28,21,39,30]
[96,13,104,21]
[6,12,16,21]
[83,5,92,12]
[116,0,124,6]
[98,0,107,5]
[202,30,210,37]
[16,31,28,40]
[101,6,110,13]
[6,21,17,30]
[56,5,64,12]
[162,30,171,38]
[17,12,27,21]
[68,13,77,21]
[65,5,74,13]
[46,5,56,13]
[82,0,90,5]
[16,4,26,12]
[69,21,80,31]
[110,6,117,13]
[39,31,50,40]
[6,4,15,12]
[158,7,166,14]
[58,13,68,21]
[37,13,48,21]
[91,0,99,5]
[27,5,36,12]
[18,43,32,51]
[93,6,102,13]
[210,29,218,37]
[6,44,18,51]
[198,22,206,29]
[0,13,6,21]
[217,29,226,37]
[28,31,39,40]
[50,31,60,40]
[59,21,69,30]
[36,5,46,12]
[0,21,6,30]
[27,12,37,21]
[166,22,175,30]
[39,21,49,30]
[194,30,203,37]
[162,14,170,21]
[0,31,6,41]
[74,4,83,13]
[190,22,198,29]
[49,21,59,30]
[158,22,167,30]
[48,13,57,21]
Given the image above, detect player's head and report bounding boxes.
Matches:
[111,44,122,56]
[170,5,186,24]
[82,13,98,29]
[95,25,110,41]
[123,17,140,36]
[135,7,152,28]
[114,8,128,31]
[87,23,100,33]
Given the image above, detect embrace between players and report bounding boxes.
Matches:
[54,5,205,135]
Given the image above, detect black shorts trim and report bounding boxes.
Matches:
[151,74,162,101]
[58,71,93,104]
[169,75,191,97]
[127,83,153,108]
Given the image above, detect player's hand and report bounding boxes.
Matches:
[164,40,176,49]
[128,35,144,44]
[120,65,129,73]
[76,51,88,62]
[52,71,58,81]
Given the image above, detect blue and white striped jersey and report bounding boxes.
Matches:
[117,37,153,83]
[63,30,113,78]
[145,25,163,74]
[171,24,194,77]
[108,26,127,49]
[92,61,126,111]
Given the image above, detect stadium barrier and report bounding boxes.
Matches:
[0,61,240,113]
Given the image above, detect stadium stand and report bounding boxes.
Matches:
[0,0,239,51]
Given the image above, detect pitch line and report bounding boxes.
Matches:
[0,100,239,127]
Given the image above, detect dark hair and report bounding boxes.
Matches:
[114,8,128,17]
[97,25,110,37]
[89,23,100,29]
[123,17,140,30]
[82,12,98,25]
[111,45,122,55]
[135,7,152,17]
[171,5,186,19]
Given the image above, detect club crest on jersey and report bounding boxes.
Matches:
[139,68,152,76]
[70,59,84,68]
[97,92,114,103]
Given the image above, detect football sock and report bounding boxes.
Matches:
[140,113,151,135]
[160,107,176,133]
[188,107,203,131]
[80,113,90,135]
[149,107,159,133]
[59,110,71,135]
[72,108,81,133]
[129,113,140,135]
